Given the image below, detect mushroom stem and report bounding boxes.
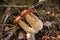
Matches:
[26,33,35,40]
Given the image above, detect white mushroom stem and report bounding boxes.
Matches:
[26,33,31,40]
[26,33,35,40]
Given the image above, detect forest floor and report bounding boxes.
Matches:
[0,0,60,40]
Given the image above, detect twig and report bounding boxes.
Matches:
[0,24,14,26]
[0,5,29,8]
[4,26,16,40]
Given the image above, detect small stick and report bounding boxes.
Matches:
[4,26,16,40]
[0,5,29,8]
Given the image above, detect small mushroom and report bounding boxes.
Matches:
[18,13,43,40]
[14,9,43,40]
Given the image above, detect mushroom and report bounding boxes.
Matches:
[18,13,43,40]
[14,9,43,40]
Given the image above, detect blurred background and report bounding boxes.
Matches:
[0,0,60,40]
